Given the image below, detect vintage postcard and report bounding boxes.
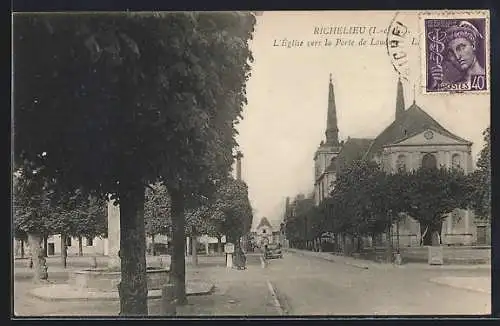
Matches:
[12,10,491,318]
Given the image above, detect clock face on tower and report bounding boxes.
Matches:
[424,130,434,140]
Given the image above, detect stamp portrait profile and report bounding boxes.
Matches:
[422,15,488,93]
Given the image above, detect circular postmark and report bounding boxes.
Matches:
[386,12,412,81]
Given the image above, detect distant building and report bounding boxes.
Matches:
[255,217,280,247]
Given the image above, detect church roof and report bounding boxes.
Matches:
[256,217,273,230]
[363,103,471,160]
[330,137,373,172]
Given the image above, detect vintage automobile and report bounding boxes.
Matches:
[264,243,283,259]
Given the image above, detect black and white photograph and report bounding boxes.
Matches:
[11,10,491,317]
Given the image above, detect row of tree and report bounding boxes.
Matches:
[14,12,256,315]
[145,179,253,264]
[14,169,252,264]
[13,161,107,267]
[285,127,491,252]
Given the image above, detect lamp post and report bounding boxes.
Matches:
[396,215,400,253]
[395,213,402,265]
[386,209,393,263]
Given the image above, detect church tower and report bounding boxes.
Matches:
[325,74,339,145]
[313,74,341,205]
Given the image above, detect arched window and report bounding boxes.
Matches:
[421,153,437,169]
[452,154,462,170]
[396,154,407,172]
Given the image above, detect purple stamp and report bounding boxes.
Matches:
[422,15,489,93]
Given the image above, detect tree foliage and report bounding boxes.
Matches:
[144,182,171,237]
[285,194,315,245]
[469,127,491,220]
[14,12,255,203]
[399,166,471,245]
[323,160,402,237]
[13,162,56,236]
[286,157,472,249]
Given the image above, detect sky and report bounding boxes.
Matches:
[232,11,490,230]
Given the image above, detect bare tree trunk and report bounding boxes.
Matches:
[170,189,187,305]
[78,235,83,256]
[27,232,48,282]
[386,228,393,263]
[43,236,48,257]
[191,232,198,267]
[118,182,148,316]
[61,234,67,268]
[217,236,223,254]
[21,239,25,258]
[151,234,156,256]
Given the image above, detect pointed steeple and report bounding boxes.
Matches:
[395,77,405,121]
[325,73,339,145]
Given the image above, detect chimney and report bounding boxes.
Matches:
[395,77,405,120]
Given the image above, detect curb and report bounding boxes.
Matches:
[428,277,491,294]
[260,256,267,268]
[266,280,285,315]
[29,283,215,302]
[395,264,491,271]
[288,249,373,270]
[344,262,369,270]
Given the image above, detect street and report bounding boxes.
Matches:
[12,252,491,316]
[264,251,491,315]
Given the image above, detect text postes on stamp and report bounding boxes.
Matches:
[420,11,489,94]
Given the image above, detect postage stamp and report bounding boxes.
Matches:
[419,11,490,94]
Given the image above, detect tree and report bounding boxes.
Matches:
[144,182,171,256]
[185,176,253,260]
[470,127,491,220]
[215,177,253,245]
[400,166,470,246]
[185,205,211,266]
[12,162,53,281]
[73,195,108,256]
[321,160,406,256]
[285,195,314,249]
[14,12,255,314]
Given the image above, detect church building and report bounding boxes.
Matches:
[312,74,489,246]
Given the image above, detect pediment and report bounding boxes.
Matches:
[389,129,471,147]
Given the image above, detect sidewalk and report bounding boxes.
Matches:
[286,249,491,271]
[14,255,277,316]
[150,265,280,316]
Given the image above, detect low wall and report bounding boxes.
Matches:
[400,246,490,264]
[70,267,170,292]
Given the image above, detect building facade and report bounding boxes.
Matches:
[255,217,280,247]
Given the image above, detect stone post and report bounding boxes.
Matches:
[107,198,121,269]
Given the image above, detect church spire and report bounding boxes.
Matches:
[395,76,405,121]
[325,73,339,145]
